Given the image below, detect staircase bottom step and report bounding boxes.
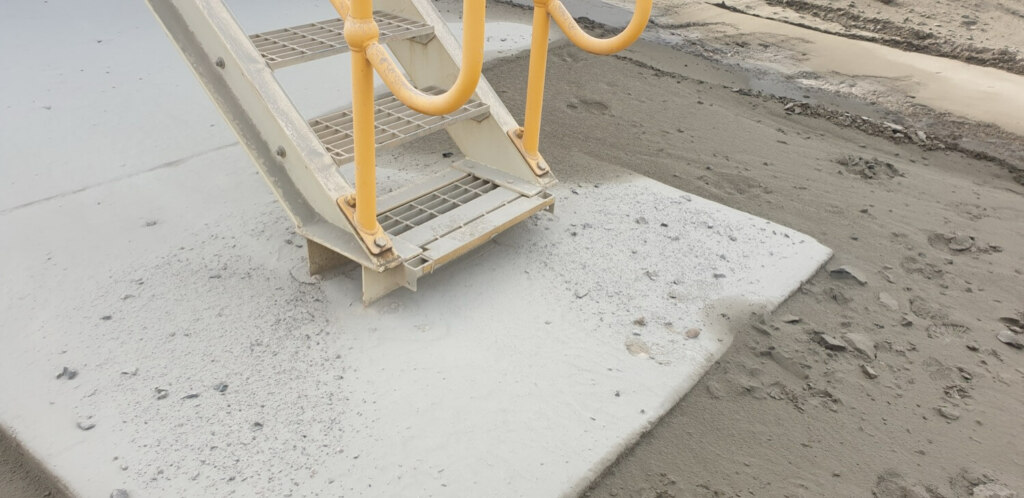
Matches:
[359,162,554,303]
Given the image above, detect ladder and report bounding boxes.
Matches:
[147,0,649,304]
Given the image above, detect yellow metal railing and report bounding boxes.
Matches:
[330,0,649,256]
[330,0,485,255]
[514,0,652,173]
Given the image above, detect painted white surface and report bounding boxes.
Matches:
[0,1,831,497]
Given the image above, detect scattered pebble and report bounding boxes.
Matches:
[779,314,802,324]
[936,406,961,421]
[110,489,130,498]
[996,331,1024,349]
[574,289,589,299]
[900,315,914,327]
[861,364,879,379]
[829,265,868,285]
[633,316,647,327]
[213,382,229,393]
[685,328,701,339]
[947,234,975,252]
[625,337,651,358]
[813,333,848,351]
[56,366,78,380]
[181,393,199,400]
[154,388,169,400]
[77,420,96,431]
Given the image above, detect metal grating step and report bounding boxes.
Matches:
[309,88,490,166]
[379,174,499,237]
[249,12,433,70]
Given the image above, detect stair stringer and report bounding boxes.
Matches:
[147,0,380,269]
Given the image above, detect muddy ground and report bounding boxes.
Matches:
[3,1,1023,497]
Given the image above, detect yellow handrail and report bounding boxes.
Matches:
[515,0,651,170]
[548,0,652,55]
[330,0,486,253]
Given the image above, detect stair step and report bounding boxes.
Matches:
[309,88,490,166]
[249,12,433,70]
[376,169,553,274]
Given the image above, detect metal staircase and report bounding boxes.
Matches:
[147,0,556,303]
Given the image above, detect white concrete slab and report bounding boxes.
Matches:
[0,1,831,497]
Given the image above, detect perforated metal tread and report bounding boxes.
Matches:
[310,89,490,166]
[249,12,433,70]
[380,174,501,238]
[376,169,553,274]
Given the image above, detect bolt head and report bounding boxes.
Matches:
[374,236,388,248]
[346,196,356,207]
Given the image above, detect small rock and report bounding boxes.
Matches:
[181,393,200,400]
[996,331,1024,349]
[625,337,651,357]
[441,152,454,158]
[900,315,915,327]
[713,273,727,279]
[213,382,229,393]
[915,130,927,143]
[830,265,868,285]
[936,406,961,421]
[878,292,900,311]
[861,364,879,379]
[634,216,648,225]
[154,388,169,400]
[685,328,701,339]
[143,220,158,227]
[574,289,589,299]
[633,316,647,327]
[111,490,130,498]
[947,234,975,252]
[779,314,801,324]
[56,366,78,380]
[998,316,1023,330]
[77,420,96,431]
[644,270,659,281]
[883,122,906,133]
[843,333,876,359]
[966,342,980,352]
[813,333,848,352]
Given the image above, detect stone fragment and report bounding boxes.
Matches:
[814,333,848,352]
[936,406,961,421]
[996,331,1024,349]
[843,333,876,359]
[830,265,868,285]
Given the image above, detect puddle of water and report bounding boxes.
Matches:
[670,4,1024,135]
